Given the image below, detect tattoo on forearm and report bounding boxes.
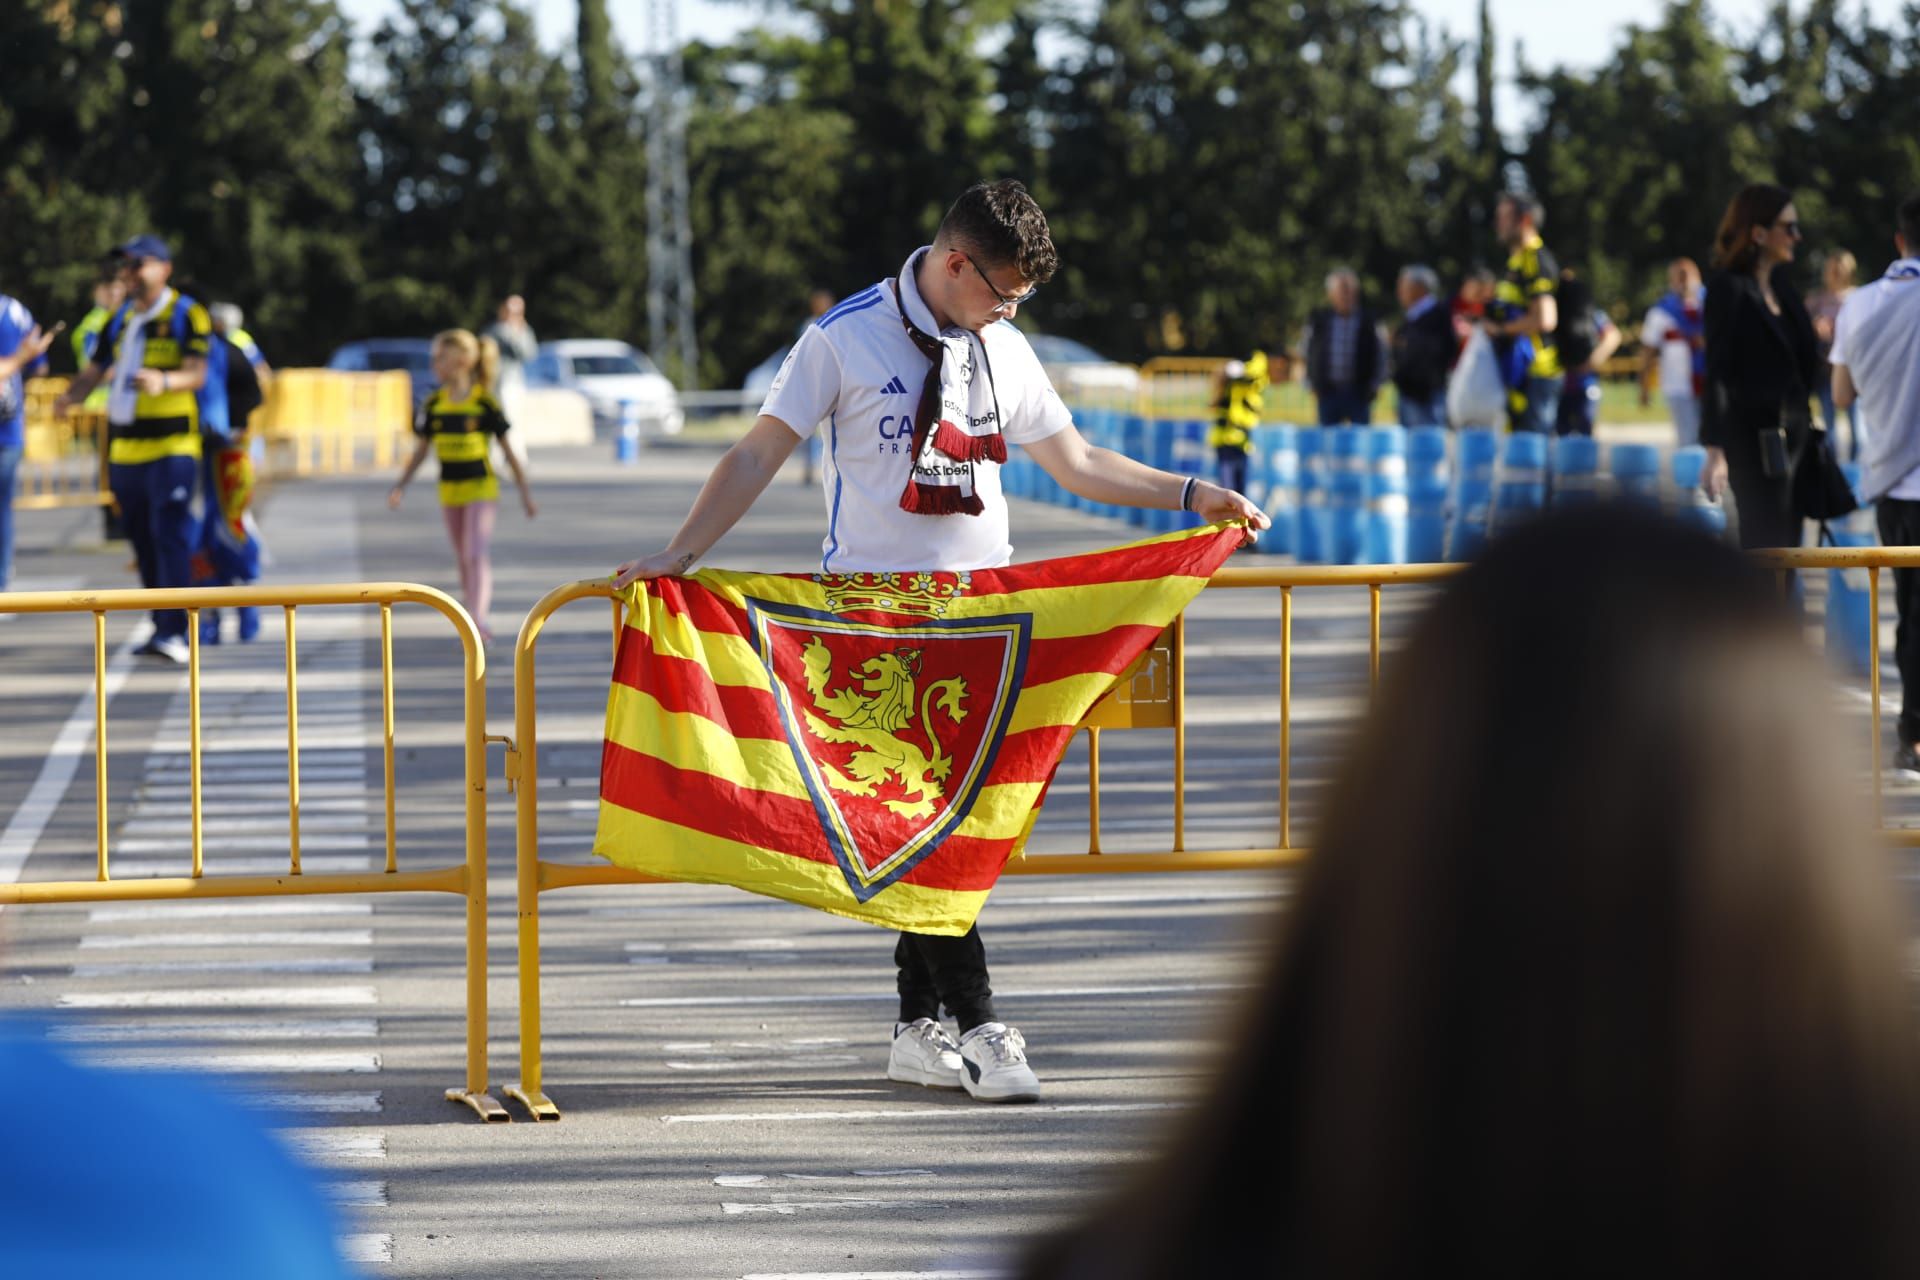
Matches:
[673,554,695,575]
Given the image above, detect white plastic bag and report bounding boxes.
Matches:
[1447,326,1507,429]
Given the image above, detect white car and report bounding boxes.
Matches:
[525,340,684,437]
[1024,334,1141,400]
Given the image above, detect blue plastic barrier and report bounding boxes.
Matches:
[1364,426,1408,564]
[1826,462,1875,676]
[1295,428,1326,563]
[1610,443,1663,504]
[1494,431,1549,532]
[1448,428,1498,561]
[1122,416,1152,526]
[1172,419,1210,530]
[1324,428,1368,563]
[1668,446,1727,537]
[1407,427,1450,563]
[1551,435,1600,506]
[1251,425,1298,555]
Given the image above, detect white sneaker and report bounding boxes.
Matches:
[146,635,190,665]
[887,1018,965,1089]
[958,1022,1041,1103]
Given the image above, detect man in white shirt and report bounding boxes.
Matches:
[1638,258,1706,447]
[1831,192,1920,773]
[614,180,1267,1102]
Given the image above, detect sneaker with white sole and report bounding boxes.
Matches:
[146,635,190,666]
[887,1018,965,1089]
[958,1022,1041,1103]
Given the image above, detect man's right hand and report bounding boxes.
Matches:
[612,550,697,590]
[50,392,78,418]
[1702,446,1729,502]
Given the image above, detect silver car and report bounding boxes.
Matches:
[524,340,685,437]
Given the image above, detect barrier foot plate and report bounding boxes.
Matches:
[505,1082,561,1122]
[445,1086,512,1123]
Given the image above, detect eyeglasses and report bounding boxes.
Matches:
[1775,219,1804,239]
[965,253,1038,312]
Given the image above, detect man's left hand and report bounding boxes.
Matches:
[1191,482,1270,545]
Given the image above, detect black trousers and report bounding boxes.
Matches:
[1722,418,1809,550]
[895,925,996,1033]
[1878,499,1920,746]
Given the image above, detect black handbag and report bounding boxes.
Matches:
[1794,425,1859,521]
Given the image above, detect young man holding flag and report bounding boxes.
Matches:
[613,180,1266,1102]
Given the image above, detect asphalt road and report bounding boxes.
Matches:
[1,437,1912,1278]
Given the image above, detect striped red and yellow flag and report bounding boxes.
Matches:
[595,523,1240,935]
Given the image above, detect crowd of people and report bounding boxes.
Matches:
[0,238,538,648]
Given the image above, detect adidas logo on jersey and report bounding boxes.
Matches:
[879,376,910,395]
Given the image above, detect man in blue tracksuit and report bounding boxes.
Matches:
[54,236,212,663]
[0,294,57,590]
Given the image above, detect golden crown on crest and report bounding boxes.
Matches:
[815,571,972,619]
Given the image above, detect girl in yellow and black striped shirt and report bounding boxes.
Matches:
[389,330,536,641]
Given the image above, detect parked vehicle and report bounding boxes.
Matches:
[1024,333,1141,400]
[325,339,436,412]
[524,340,684,437]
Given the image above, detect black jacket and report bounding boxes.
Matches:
[1700,266,1819,449]
[1306,306,1384,392]
[1389,302,1456,402]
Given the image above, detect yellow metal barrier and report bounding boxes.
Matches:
[17,377,113,512]
[0,582,507,1122]
[257,369,413,478]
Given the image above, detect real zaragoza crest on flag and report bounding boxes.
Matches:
[596,523,1241,935]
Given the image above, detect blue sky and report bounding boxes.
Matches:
[334,0,1907,131]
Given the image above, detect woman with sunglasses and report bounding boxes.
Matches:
[1700,184,1822,548]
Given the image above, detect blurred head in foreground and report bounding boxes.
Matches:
[1026,506,1920,1279]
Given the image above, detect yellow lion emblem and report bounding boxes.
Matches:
[799,636,969,820]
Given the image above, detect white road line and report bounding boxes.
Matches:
[124,799,375,819]
[723,1197,946,1216]
[138,778,369,796]
[139,768,370,786]
[666,1056,862,1071]
[49,1018,379,1043]
[247,1092,385,1115]
[71,958,374,977]
[280,1130,387,1162]
[59,985,378,1008]
[325,1180,390,1207]
[0,634,141,913]
[88,901,373,923]
[77,1049,380,1074]
[621,982,1253,1009]
[79,929,375,950]
[715,1171,934,1186]
[121,815,374,837]
[104,855,376,877]
[742,1271,1003,1278]
[666,1102,1191,1125]
[339,1233,393,1264]
[116,833,371,854]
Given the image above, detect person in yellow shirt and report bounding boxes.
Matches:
[388,330,536,643]
[1209,347,1270,494]
[54,236,211,664]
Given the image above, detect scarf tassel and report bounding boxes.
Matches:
[932,419,1008,464]
[899,482,985,516]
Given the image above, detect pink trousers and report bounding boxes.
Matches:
[441,501,497,639]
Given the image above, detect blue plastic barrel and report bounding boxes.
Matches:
[1551,435,1601,505]
[1295,428,1326,563]
[1827,463,1875,675]
[1323,428,1368,563]
[1448,428,1498,560]
[1252,425,1298,555]
[1611,443,1663,504]
[1493,431,1548,534]
[1364,426,1408,564]
[614,399,642,464]
[1407,427,1450,562]
[1668,445,1726,536]
[1122,416,1152,526]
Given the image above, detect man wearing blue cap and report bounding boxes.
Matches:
[55,236,214,663]
[0,293,59,591]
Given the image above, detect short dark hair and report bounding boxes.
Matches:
[935,180,1058,285]
[1499,191,1545,230]
[1900,192,1920,251]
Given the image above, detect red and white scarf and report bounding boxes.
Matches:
[891,248,1005,516]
